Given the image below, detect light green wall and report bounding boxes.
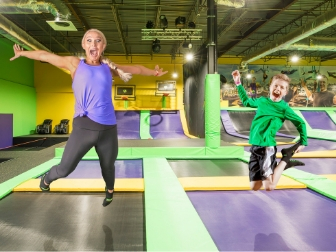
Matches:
[0,39,36,136]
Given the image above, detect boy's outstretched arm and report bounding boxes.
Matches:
[231,70,258,108]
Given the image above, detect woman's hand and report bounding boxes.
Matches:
[154,65,168,76]
[231,70,241,85]
[10,44,23,61]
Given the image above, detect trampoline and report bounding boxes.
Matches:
[115,111,140,139]
[150,110,188,139]
[1,108,336,251]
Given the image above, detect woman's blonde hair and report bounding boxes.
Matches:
[81,29,132,82]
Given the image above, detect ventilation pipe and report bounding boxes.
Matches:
[0,13,50,52]
[0,0,71,20]
[215,0,245,8]
[286,37,336,51]
[241,6,336,66]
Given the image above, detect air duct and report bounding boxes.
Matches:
[0,13,70,74]
[286,37,336,51]
[215,0,245,8]
[0,13,50,51]
[0,0,76,31]
[241,6,336,66]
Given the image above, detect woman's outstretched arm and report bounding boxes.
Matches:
[115,64,168,77]
[10,44,79,76]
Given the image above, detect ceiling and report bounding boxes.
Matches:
[1,0,336,64]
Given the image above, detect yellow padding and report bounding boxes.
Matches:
[234,141,295,147]
[178,176,306,191]
[322,174,336,181]
[13,178,144,192]
[276,150,336,158]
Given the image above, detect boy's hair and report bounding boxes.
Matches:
[271,74,291,90]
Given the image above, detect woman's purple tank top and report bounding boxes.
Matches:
[72,60,116,125]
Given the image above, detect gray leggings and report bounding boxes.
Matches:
[45,117,118,189]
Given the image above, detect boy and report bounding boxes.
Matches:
[232,70,307,191]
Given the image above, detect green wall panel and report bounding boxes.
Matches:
[0,39,36,136]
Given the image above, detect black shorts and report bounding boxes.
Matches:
[249,145,278,181]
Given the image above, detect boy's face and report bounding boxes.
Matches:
[269,79,288,102]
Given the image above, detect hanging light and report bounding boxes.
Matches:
[188,21,196,29]
[152,39,161,53]
[175,16,186,28]
[146,20,154,29]
[160,15,168,29]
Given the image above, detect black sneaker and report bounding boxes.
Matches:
[102,188,114,207]
[281,141,301,163]
[284,159,305,170]
[39,174,50,192]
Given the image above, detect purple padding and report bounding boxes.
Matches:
[188,190,336,251]
[301,111,336,131]
[0,114,13,149]
[220,110,249,139]
[115,111,140,139]
[285,158,336,175]
[65,160,143,178]
[150,110,188,139]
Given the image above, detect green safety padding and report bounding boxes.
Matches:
[283,169,336,201]
[293,110,312,130]
[205,74,221,148]
[0,158,60,200]
[55,146,245,160]
[205,146,244,157]
[326,110,336,125]
[143,158,218,251]
[140,110,153,139]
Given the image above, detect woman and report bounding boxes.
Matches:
[10,29,167,207]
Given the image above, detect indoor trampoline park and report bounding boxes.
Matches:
[1,0,336,251]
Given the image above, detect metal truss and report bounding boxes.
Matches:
[141,29,202,40]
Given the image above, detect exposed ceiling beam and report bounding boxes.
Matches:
[154,1,161,29]
[241,5,336,65]
[111,1,128,55]
[0,13,50,51]
[63,0,90,32]
[217,0,298,57]
[25,15,71,53]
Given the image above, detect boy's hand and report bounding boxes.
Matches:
[232,70,241,85]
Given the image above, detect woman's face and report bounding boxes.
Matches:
[82,31,106,62]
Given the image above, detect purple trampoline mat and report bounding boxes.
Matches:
[285,158,336,175]
[301,111,336,131]
[115,111,140,139]
[150,110,188,139]
[65,160,143,178]
[188,190,336,251]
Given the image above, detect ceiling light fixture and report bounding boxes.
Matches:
[152,38,161,53]
[175,16,186,29]
[188,21,196,29]
[160,15,168,29]
[146,20,154,29]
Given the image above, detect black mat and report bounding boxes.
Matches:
[227,111,297,141]
[168,159,249,177]
[0,192,145,251]
[0,158,11,164]
[118,138,235,147]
